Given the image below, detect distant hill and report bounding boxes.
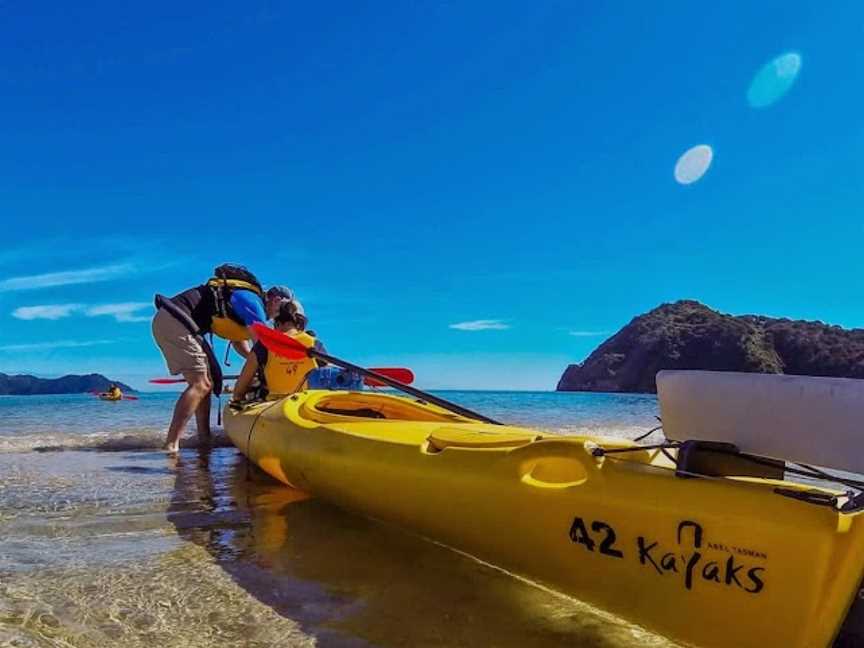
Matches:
[0,373,134,395]
[557,300,864,393]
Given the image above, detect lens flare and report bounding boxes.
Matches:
[674,145,713,185]
[747,52,802,109]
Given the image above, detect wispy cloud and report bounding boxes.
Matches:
[85,302,152,323]
[568,330,610,337]
[449,319,510,331]
[12,304,84,320]
[0,263,135,292]
[0,339,117,352]
[10,301,152,323]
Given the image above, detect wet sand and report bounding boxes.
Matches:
[0,445,677,647]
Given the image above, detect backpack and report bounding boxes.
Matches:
[213,264,263,294]
[207,264,264,324]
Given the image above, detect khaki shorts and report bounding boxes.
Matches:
[151,308,209,376]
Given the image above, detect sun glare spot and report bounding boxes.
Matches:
[674,145,713,185]
[747,52,802,109]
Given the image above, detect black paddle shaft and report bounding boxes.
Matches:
[309,348,502,425]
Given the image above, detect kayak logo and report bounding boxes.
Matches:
[569,518,766,595]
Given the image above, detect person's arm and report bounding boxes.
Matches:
[231,353,260,402]
[232,339,252,359]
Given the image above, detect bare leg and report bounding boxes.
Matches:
[194,393,212,441]
[163,371,212,453]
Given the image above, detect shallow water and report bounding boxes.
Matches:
[0,391,677,647]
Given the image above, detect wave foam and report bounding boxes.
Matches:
[0,430,235,454]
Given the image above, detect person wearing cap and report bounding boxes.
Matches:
[264,285,295,316]
[230,299,323,403]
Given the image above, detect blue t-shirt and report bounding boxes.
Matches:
[230,289,267,326]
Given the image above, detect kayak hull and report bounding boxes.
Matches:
[224,390,864,648]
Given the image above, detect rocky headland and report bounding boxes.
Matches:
[0,373,134,395]
[557,300,864,393]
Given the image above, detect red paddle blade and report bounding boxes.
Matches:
[252,322,308,360]
[365,368,415,386]
[122,395,139,401]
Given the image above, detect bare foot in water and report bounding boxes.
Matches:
[162,442,179,453]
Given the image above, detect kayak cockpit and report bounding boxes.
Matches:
[300,391,477,424]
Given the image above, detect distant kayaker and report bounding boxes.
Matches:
[151,264,295,452]
[230,298,323,404]
[107,384,122,400]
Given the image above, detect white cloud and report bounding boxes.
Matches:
[9,301,152,323]
[568,330,609,337]
[0,339,117,352]
[12,304,84,320]
[85,302,152,323]
[0,263,135,292]
[449,319,510,331]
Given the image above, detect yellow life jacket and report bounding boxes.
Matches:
[206,278,264,341]
[261,331,318,397]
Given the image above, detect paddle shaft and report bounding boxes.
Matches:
[309,348,502,425]
[151,369,411,387]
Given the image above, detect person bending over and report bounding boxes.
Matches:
[152,264,295,452]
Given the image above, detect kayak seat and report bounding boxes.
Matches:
[676,440,785,480]
[426,427,542,453]
[305,393,466,423]
[316,406,386,419]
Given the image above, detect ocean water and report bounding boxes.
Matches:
[0,391,676,647]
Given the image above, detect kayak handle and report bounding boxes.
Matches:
[520,456,589,489]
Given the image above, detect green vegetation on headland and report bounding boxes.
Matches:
[557,300,864,393]
[0,373,134,395]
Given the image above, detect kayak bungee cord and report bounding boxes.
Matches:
[592,441,864,510]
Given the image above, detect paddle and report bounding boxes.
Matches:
[251,323,501,425]
[362,368,414,387]
[149,377,238,385]
[149,367,416,387]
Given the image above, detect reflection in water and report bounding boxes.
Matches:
[0,448,314,647]
[747,51,802,109]
[168,447,676,647]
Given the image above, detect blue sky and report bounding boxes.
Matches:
[1,2,863,390]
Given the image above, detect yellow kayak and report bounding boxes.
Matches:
[224,389,864,648]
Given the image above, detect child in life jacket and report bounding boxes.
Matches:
[230,299,323,403]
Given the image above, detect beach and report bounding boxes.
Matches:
[0,391,677,647]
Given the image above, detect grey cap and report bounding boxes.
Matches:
[266,285,294,300]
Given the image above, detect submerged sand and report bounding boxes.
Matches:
[0,446,676,647]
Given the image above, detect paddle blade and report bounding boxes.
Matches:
[252,322,308,360]
[364,368,415,386]
[122,395,139,401]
